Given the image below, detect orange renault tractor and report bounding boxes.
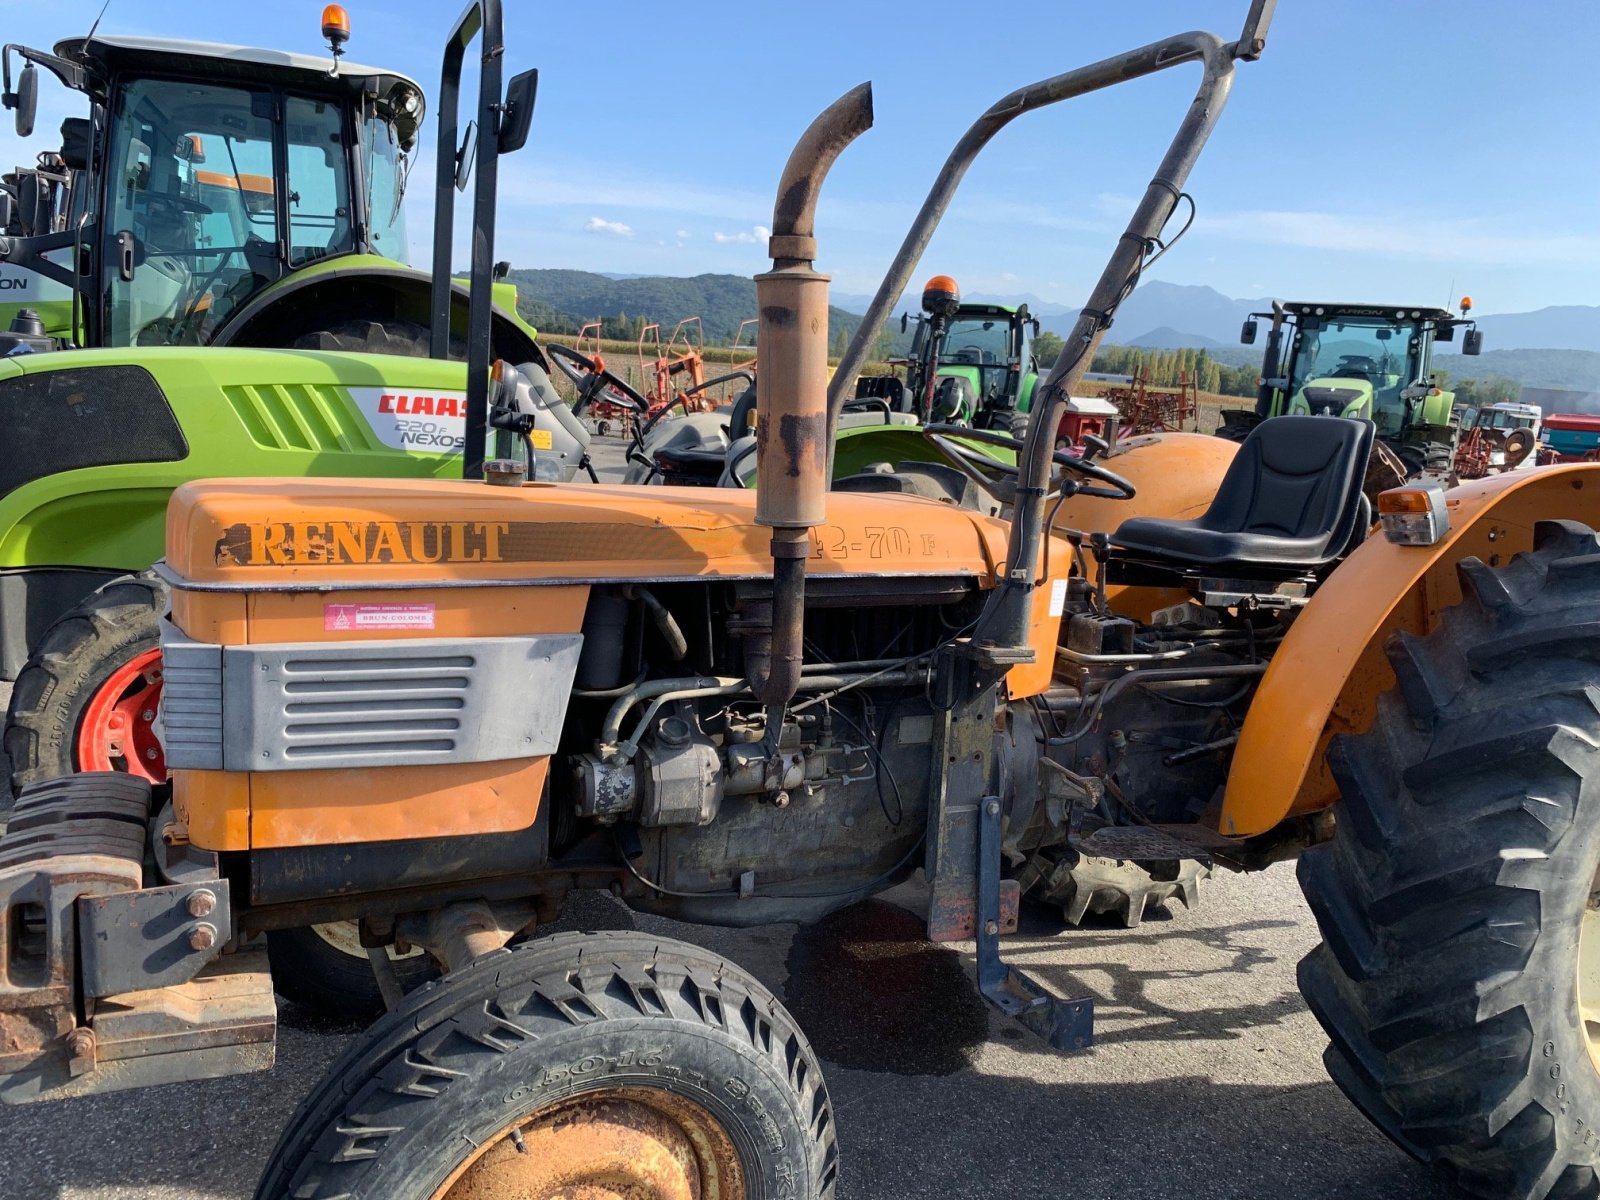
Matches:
[1,6,1596,1199]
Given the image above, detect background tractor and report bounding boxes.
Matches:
[7,7,1600,1200]
[1220,298,1482,483]
[1453,399,1542,479]
[578,273,1040,492]
[0,6,533,357]
[854,273,1041,432]
[0,0,544,1011]
[0,2,540,757]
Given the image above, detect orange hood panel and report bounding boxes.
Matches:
[165,478,1010,585]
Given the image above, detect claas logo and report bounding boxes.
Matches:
[378,394,467,416]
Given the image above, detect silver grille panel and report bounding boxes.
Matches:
[160,621,582,772]
[160,634,225,767]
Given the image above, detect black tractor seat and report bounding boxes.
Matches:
[1109,416,1374,578]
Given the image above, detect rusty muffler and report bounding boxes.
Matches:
[752,82,873,728]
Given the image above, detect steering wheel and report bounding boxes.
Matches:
[921,422,1136,501]
[145,192,213,218]
[546,343,649,417]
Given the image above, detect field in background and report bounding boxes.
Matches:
[1071,378,1235,436]
[535,328,1237,437]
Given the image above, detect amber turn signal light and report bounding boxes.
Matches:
[1377,484,1450,545]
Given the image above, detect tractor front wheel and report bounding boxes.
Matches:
[266,925,437,1022]
[256,930,838,1199]
[1299,519,1600,1199]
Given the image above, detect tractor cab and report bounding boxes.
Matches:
[857,274,1040,430]
[1225,299,1481,479]
[0,13,423,347]
[1461,399,1541,440]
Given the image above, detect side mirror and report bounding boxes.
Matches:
[4,62,38,139]
[1030,318,1041,337]
[498,69,537,155]
[454,121,478,192]
[494,260,510,279]
[1463,328,1483,356]
[1240,317,1258,345]
[900,313,908,333]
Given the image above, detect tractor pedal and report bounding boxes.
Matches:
[1072,822,1238,862]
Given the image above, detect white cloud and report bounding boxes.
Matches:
[1201,207,1600,269]
[713,225,771,245]
[584,216,634,238]
[675,229,690,239]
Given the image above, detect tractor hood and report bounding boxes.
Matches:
[163,479,1011,587]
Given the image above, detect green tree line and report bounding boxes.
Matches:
[1030,338,1258,397]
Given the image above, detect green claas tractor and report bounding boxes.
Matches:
[856,273,1042,432]
[0,5,543,777]
[0,6,533,356]
[1219,298,1483,482]
[0,0,549,1016]
[0,2,540,761]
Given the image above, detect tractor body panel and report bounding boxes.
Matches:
[155,476,1060,852]
[0,264,75,340]
[0,348,480,678]
[163,478,1011,585]
[1220,462,1600,836]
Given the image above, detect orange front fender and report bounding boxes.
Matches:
[1220,464,1600,837]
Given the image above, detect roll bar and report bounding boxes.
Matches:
[429,0,538,480]
[827,0,1276,651]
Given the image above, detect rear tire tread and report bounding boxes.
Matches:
[1299,519,1600,1200]
[4,572,166,797]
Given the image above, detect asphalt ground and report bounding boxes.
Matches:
[0,436,1454,1199]
[1,868,1451,1200]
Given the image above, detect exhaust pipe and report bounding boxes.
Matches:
[752,82,873,728]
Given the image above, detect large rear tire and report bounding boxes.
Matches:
[4,573,167,797]
[292,318,447,358]
[1299,519,1600,1199]
[256,930,838,1199]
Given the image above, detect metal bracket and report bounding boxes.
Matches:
[976,795,1095,1051]
[78,879,231,998]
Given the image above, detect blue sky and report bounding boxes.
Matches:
[3,1,1595,315]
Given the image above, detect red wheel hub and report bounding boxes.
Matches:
[76,647,166,783]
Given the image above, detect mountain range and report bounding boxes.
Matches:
[507,269,1600,392]
[505,268,867,346]
[832,280,1600,360]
